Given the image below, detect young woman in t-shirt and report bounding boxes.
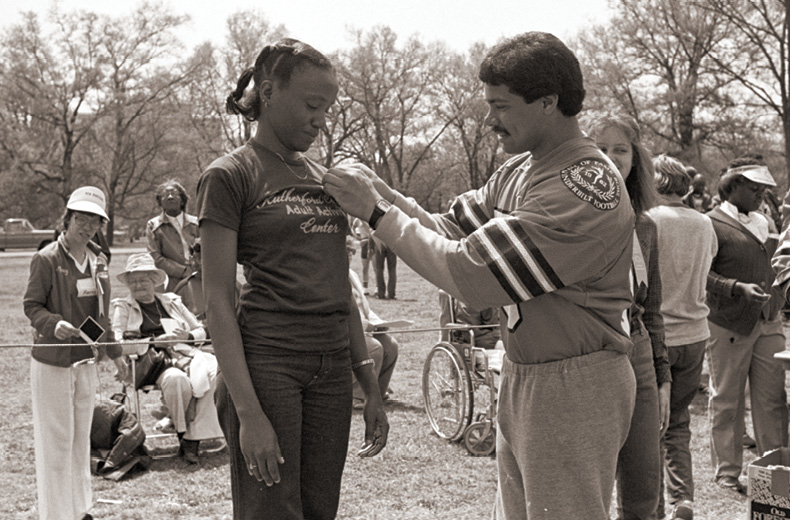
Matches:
[590,115,671,520]
[196,39,388,519]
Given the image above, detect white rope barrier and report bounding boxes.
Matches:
[0,324,497,348]
[0,338,207,349]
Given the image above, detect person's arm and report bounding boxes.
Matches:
[636,221,670,384]
[325,160,628,312]
[772,227,790,299]
[346,293,388,456]
[23,253,62,337]
[708,268,769,304]
[171,297,207,343]
[201,220,283,486]
[637,220,671,434]
[108,298,139,382]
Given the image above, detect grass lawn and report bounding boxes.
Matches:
[0,247,773,518]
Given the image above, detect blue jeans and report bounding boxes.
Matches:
[658,340,705,517]
[215,346,353,520]
[616,327,661,520]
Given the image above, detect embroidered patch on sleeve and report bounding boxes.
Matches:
[560,159,621,210]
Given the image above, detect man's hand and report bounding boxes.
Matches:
[734,282,771,305]
[323,165,384,221]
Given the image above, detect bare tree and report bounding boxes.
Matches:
[700,0,790,180]
[434,43,501,191]
[0,10,104,208]
[575,0,734,164]
[87,3,194,243]
[178,9,287,165]
[333,26,455,193]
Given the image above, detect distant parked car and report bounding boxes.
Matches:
[0,218,57,251]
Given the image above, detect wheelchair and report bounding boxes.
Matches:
[422,323,503,457]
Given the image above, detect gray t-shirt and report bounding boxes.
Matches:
[196,141,351,353]
[647,203,718,346]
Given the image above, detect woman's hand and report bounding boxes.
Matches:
[240,414,285,486]
[358,393,389,457]
[152,333,178,348]
[152,327,192,348]
[172,327,191,342]
[658,381,671,437]
[54,320,80,340]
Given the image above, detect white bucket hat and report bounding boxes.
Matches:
[117,252,168,287]
[67,186,109,220]
[728,165,776,187]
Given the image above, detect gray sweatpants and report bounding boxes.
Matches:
[494,350,636,520]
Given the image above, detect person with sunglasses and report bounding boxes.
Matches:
[23,186,123,520]
[705,160,787,494]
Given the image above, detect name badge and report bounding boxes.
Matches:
[77,277,98,298]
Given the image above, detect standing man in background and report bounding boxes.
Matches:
[372,235,397,300]
[146,180,199,306]
[325,31,636,519]
[705,162,787,494]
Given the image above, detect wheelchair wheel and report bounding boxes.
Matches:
[463,420,496,457]
[422,342,473,441]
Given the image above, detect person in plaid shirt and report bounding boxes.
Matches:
[590,115,670,520]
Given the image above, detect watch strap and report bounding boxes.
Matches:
[368,199,392,230]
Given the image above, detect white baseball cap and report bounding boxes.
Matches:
[67,186,108,220]
[728,165,776,187]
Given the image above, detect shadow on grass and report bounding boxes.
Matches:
[352,399,425,414]
[144,451,229,474]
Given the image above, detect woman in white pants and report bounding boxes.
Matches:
[24,187,124,520]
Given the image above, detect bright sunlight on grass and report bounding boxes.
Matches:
[0,248,775,518]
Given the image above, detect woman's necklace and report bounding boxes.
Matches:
[273,150,309,181]
[140,300,162,326]
[252,140,309,180]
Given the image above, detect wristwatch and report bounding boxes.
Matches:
[368,198,392,230]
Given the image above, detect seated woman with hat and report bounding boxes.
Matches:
[112,252,223,463]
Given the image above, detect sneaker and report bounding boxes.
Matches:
[672,499,693,520]
[743,433,757,449]
[716,476,746,495]
[154,417,175,433]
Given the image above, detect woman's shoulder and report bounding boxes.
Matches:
[111,295,135,309]
[158,292,185,308]
[201,144,260,185]
[214,142,254,166]
[198,144,263,211]
[29,240,64,270]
